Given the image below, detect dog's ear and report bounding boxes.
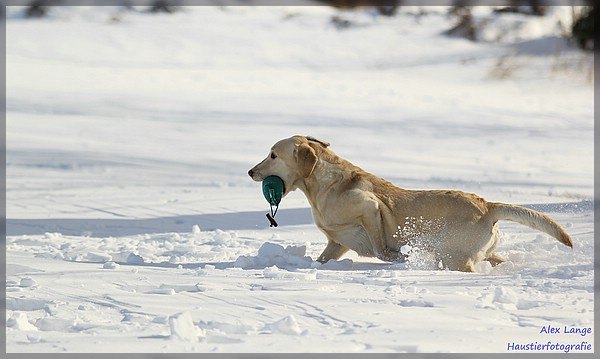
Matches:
[306,136,330,148]
[295,143,318,178]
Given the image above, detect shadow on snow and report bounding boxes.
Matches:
[6,200,591,237]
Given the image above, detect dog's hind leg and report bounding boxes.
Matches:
[317,240,350,263]
[485,224,505,267]
[457,259,475,272]
[486,253,506,267]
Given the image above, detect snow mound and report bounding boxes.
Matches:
[266,315,305,336]
[7,312,38,331]
[102,261,119,269]
[19,277,37,287]
[126,253,145,264]
[493,286,518,304]
[320,258,355,270]
[234,242,313,269]
[492,286,521,310]
[168,312,204,342]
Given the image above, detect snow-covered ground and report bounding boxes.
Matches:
[5,6,594,353]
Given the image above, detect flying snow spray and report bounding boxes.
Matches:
[262,175,285,227]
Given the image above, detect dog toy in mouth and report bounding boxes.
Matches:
[262,175,285,227]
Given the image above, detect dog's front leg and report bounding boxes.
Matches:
[317,240,349,263]
[361,199,399,262]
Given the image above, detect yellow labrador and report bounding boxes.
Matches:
[248,135,573,272]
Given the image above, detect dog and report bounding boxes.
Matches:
[248,135,573,272]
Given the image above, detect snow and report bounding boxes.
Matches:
[102,261,120,269]
[6,313,38,332]
[19,277,37,288]
[168,312,205,342]
[266,315,305,336]
[234,242,314,270]
[6,5,593,353]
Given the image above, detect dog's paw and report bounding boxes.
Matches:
[377,248,401,262]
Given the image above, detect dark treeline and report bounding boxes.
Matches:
[22,0,594,51]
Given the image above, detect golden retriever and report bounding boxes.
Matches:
[248,135,573,272]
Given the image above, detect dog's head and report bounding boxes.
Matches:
[248,135,330,196]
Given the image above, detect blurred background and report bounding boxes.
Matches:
[6,2,594,228]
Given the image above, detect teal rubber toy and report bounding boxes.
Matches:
[262,175,285,227]
[262,175,285,206]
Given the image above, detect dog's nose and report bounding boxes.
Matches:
[248,169,254,177]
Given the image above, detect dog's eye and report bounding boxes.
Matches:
[270,152,277,159]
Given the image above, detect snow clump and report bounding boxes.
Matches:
[234,242,313,269]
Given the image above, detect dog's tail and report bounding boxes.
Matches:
[489,202,573,248]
